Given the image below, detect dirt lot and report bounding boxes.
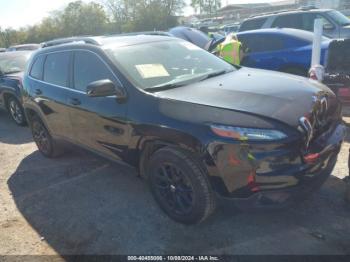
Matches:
[0,109,350,256]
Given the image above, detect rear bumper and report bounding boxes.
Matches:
[207,123,346,208]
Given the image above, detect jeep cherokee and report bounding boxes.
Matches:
[22,36,346,224]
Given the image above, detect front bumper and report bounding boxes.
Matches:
[206,122,346,208]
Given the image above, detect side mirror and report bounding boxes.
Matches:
[323,23,334,30]
[86,79,125,100]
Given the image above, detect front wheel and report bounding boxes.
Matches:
[7,97,26,126]
[147,147,216,224]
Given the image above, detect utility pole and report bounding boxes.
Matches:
[311,18,323,67]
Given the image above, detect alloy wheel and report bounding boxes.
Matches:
[153,163,194,215]
[32,122,51,155]
[9,99,24,124]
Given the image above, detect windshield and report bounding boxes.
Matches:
[107,40,235,90]
[327,10,350,26]
[0,52,31,74]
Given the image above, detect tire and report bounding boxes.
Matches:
[7,96,26,126]
[282,67,307,77]
[147,147,216,224]
[30,116,64,158]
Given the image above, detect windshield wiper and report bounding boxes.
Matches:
[143,70,231,92]
[199,70,229,82]
[143,82,186,92]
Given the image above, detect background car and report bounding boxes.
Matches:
[236,28,331,76]
[239,7,350,39]
[220,23,240,35]
[169,26,210,49]
[7,44,40,51]
[0,51,33,125]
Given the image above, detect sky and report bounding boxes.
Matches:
[0,0,284,29]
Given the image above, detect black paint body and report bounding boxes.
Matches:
[22,36,346,207]
[0,72,23,111]
[0,51,32,115]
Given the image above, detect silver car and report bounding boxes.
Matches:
[239,7,350,39]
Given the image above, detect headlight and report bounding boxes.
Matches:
[210,124,287,141]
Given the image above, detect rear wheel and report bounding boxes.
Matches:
[147,147,215,224]
[7,96,26,126]
[30,116,64,158]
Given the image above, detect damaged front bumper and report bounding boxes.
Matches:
[206,122,346,208]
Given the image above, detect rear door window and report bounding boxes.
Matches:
[300,13,317,31]
[73,51,115,92]
[272,14,303,29]
[43,52,70,86]
[240,18,268,31]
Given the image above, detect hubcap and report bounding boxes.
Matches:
[9,100,23,124]
[153,163,194,215]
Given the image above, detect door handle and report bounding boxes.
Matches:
[34,89,42,95]
[69,98,81,106]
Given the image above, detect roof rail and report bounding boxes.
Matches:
[114,31,171,37]
[248,9,295,18]
[41,36,100,48]
[298,5,317,10]
[248,6,318,19]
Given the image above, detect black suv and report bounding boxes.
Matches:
[22,36,345,224]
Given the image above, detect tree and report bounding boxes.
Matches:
[191,0,220,15]
[0,0,185,47]
[0,28,27,47]
[60,1,109,36]
[104,0,184,32]
[190,0,203,14]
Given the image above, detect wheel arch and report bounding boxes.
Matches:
[24,105,51,132]
[136,130,206,179]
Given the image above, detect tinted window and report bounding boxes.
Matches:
[74,51,114,91]
[272,14,303,29]
[300,13,334,31]
[30,55,45,80]
[239,18,268,31]
[43,52,70,86]
[327,10,350,26]
[301,13,317,31]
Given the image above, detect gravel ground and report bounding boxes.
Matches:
[0,109,350,256]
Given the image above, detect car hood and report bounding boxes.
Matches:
[155,68,335,128]
[1,71,23,79]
